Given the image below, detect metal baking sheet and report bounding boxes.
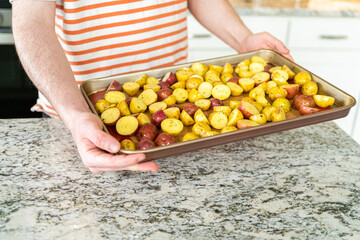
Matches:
[80,50,356,162]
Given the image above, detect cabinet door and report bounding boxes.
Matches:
[291,50,360,137]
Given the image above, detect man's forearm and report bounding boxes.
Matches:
[12,2,89,132]
[187,0,252,53]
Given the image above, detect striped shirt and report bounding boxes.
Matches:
[29,0,188,117]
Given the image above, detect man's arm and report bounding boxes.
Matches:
[12,1,158,173]
[187,0,293,60]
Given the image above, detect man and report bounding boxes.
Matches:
[12,0,292,173]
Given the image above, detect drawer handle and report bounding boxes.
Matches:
[191,33,212,39]
[319,34,348,40]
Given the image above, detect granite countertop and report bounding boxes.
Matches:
[1,118,360,239]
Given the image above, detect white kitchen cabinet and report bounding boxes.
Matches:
[187,15,288,62]
[288,17,360,143]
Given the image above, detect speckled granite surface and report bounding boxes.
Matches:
[0,118,360,239]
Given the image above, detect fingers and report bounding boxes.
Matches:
[85,126,121,153]
[262,32,294,61]
[89,161,159,173]
[80,139,146,168]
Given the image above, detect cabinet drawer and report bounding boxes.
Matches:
[289,18,360,49]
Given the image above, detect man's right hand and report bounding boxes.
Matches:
[70,112,159,173]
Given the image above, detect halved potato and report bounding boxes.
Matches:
[220,126,238,134]
[116,115,139,136]
[194,99,211,111]
[249,113,267,125]
[100,107,121,126]
[149,102,167,115]
[238,101,260,118]
[239,78,255,92]
[204,70,221,83]
[182,132,200,142]
[180,110,195,126]
[198,82,213,99]
[138,89,158,106]
[123,82,140,96]
[294,72,311,86]
[129,97,147,114]
[208,112,228,130]
[271,70,289,86]
[188,89,204,103]
[146,76,159,85]
[213,106,232,116]
[193,109,209,124]
[212,84,231,101]
[249,62,264,74]
[164,107,181,119]
[262,105,277,122]
[313,95,335,108]
[143,84,161,92]
[173,88,188,103]
[95,99,114,114]
[176,67,194,82]
[222,62,234,75]
[104,91,126,104]
[237,119,260,129]
[135,74,147,87]
[192,122,211,136]
[251,56,267,66]
[162,95,177,106]
[227,108,244,126]
[301,81,318,95]
[161,118,184,136]
[137,113,151,126]
[116,100,131,116]
[252,72,270,86]
[271,108,286,122]
[227,82,243,96]
[120,139,136,151]
[191,62,208,76]
[249,86,265,100]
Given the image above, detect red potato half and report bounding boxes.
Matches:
[182,103,198,117]
[90,90,106,105]
[157,88,173,101]
[158,82,171,90]
[138,139,155,150]
[151,109,167,128]
[100,107,121,126]
[162,72,177,86]
[237,119,260,129]
[106,80,123,93]
[227,77,240,84]
[292,94,315,110]
[299,106,321,115]
[210,98,223,109]
[238,101,260,118]
[280,84,300,99]
[155,133,176,147]
[137,123,158,141]
[116,116,139,136]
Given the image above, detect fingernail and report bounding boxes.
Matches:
[110,143,118,152]
[137,156,146,162]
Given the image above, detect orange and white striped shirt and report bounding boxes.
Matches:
[30,0,188,117]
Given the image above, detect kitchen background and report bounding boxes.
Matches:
[0,0,359,143]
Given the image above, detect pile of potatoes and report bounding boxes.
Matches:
[94,56,335,150]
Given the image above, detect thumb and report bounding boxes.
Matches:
[86,125,120,153]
